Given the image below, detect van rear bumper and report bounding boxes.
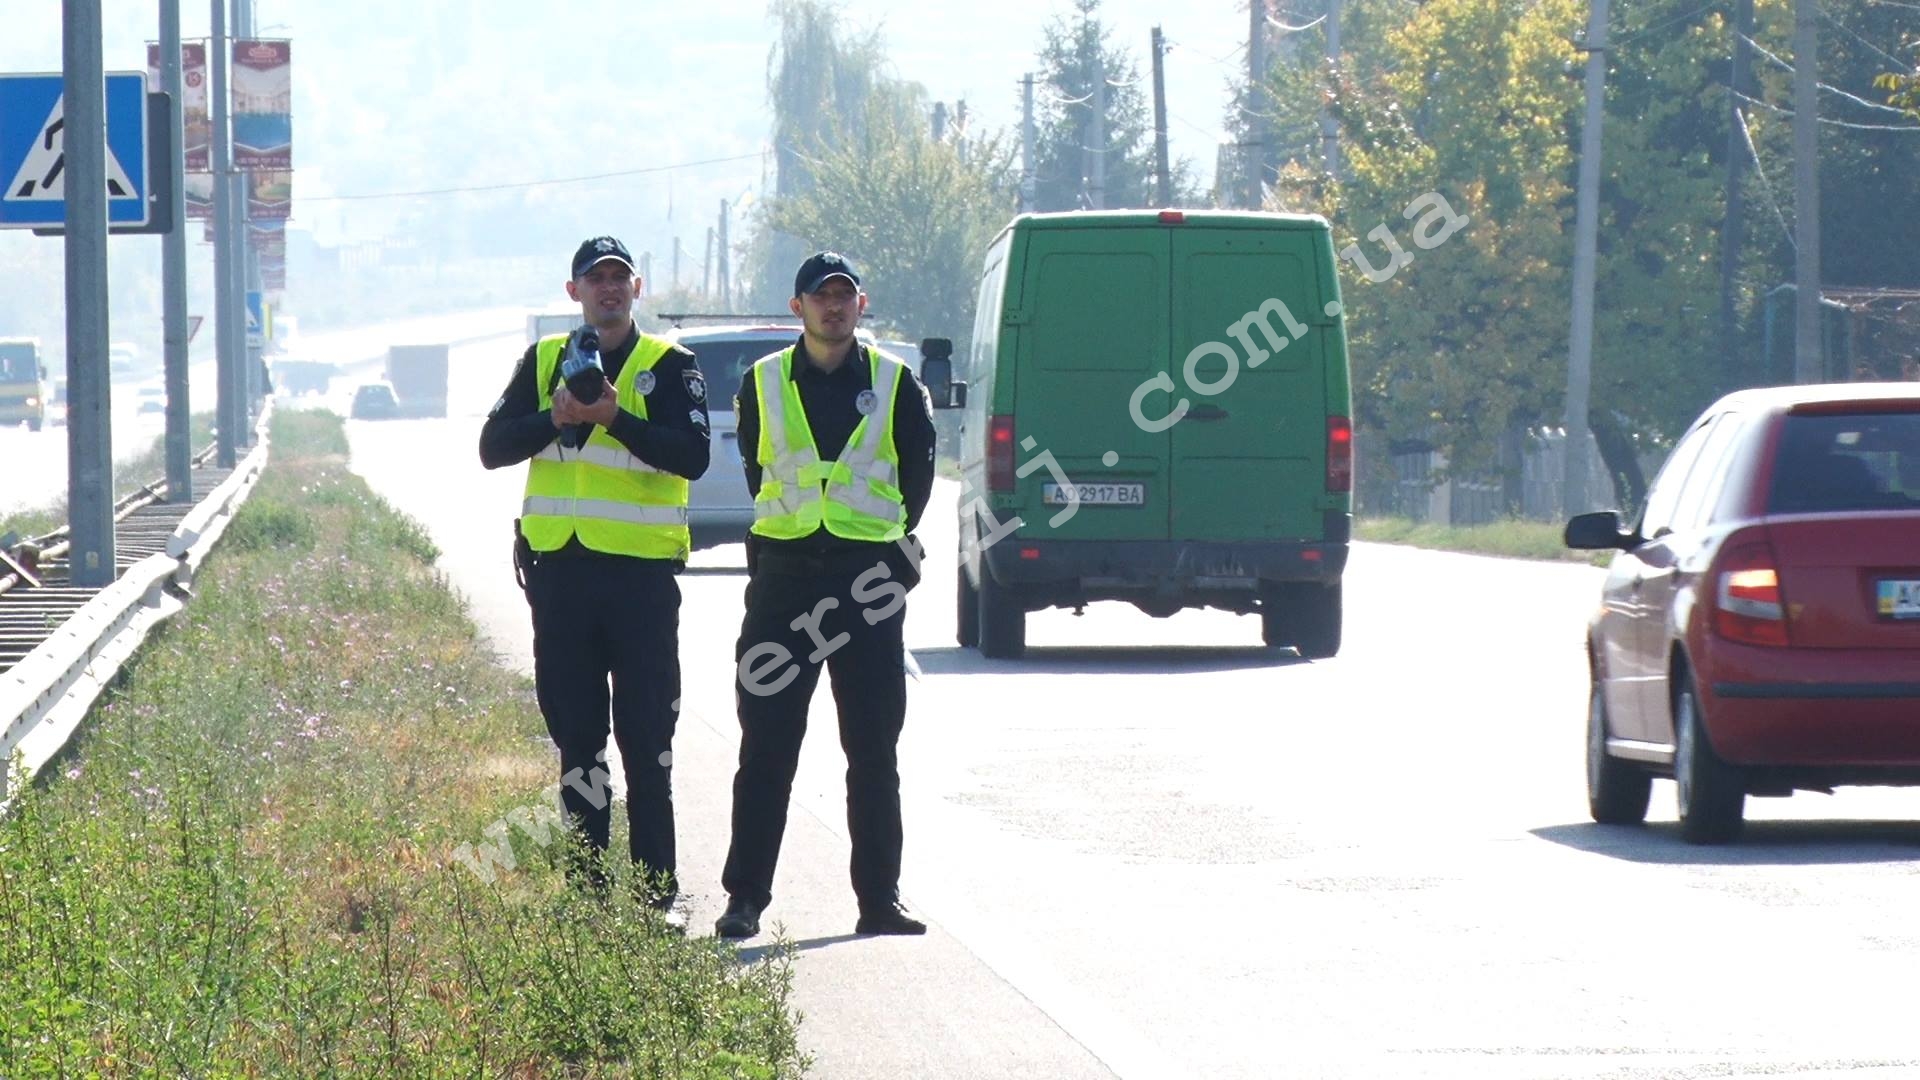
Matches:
[982,537,1347,593]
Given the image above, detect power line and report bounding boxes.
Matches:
[1738,32,1916,117]
[302,152,765,203]
[1818,6,1913,71]
[1611,1,1718,47]
[1734,106,1797,253]
[1734,87,1920,130]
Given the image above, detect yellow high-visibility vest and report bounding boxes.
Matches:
[750,345,906,543]
[521,332,690,559]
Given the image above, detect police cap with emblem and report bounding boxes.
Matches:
[572,235,637,279]
[794,251,861,296]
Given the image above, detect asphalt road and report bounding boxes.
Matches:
[343,351,1920,1079]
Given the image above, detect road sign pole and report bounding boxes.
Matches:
[161,0,192,502]
[211,0,236,467]
[237,0,263,428]
[63,0,115,588]
[230,172,249,443]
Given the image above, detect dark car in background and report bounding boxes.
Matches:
[349,381,401,420]
[1567,383,1920,843]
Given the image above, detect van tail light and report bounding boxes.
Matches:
[1326,416,1353,493]
[1715,542,1789,647]
[988,415,1017,493]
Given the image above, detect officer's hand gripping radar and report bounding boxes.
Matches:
[559,326,604,450]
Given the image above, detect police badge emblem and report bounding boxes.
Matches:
[856,389,879,416]
[633,371,656,395]
[682,370,707,403]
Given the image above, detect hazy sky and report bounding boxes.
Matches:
[1,2,1252,320]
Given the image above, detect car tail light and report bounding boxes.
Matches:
[988,415,1016,493]
[1715,542,1789,647]
[1326,416,1353,493]
[1159,210,1186,224]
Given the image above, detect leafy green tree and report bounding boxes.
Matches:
[1031,0,1201,210]
[766,83,1018,348]
[1278,0,1585,488]
[744,0,893,311]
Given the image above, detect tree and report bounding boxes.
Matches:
[1031,0,1188,210]
[766,83,1017,349]
[744,0,894,311]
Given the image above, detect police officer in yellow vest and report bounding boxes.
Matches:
[479,236,710,924]
[715,252,937,939]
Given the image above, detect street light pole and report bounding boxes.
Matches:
[1563,0,1609,517]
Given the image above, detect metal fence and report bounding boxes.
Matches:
[1357,428,1666,526]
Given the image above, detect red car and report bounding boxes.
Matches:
[1566,383,1920,843]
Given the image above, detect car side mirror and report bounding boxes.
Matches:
[918,338,966,410]
[1564,510,1638,550]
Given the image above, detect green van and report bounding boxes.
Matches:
[946,210,1352,659]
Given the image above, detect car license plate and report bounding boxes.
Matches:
[1877,579,1920,620]
[1042,482,1145,506]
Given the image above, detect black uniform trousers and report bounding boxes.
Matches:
[721,558,909,912]
[526,551,681,894]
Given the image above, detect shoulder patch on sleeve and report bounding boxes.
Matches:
[690,408,710,432]
[682,369,707,404]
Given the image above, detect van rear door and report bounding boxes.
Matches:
[1011,226,1172,542]
[1169,226,1330,541]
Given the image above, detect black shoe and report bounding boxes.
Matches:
[714,895,763,940]
[855,899,927,936]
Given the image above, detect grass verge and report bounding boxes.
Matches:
[1357,515,1610,565]
[0,409,803,1078]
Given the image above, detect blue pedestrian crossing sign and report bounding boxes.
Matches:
[246,290,265,348]
[0,72,150,229]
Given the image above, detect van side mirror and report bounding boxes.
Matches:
[1563,510,1638,550]
[918,338,966,410]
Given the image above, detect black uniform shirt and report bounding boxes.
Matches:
[479,322,711,556]
[735,336,937,558]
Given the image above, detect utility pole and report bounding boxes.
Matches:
[211,0,238,468]
[718,200,731,313]
[63,0,114,587]
[703,226,714,297]
[933,101,948,143]
[1323,0,1342,181]
[1718,0,1754,392]
[1090,51,1107,210]
[1792,0,1822,383]
[1246,0,1268,208]
[1563,0,1609,517]
[161,0,192,501]
[1020,74,1037,213]
[1150,26,1173,207]
[672,238,681,293]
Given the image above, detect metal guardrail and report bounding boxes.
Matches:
[0,442,220,597]
[0,407,273,809]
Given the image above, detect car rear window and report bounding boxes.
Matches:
[1768,412,1920,514]
[673,337,789,411]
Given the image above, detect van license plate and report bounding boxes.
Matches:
[1043,482,1145,506]
[1877,579,1920,620]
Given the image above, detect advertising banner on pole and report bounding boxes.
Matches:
[184,171,213,219]
[145,40,209,172]
[248,169,291,220]
[231,39,290,170]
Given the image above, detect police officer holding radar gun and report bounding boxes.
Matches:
[714,252,938,939]
[478,236,710,928]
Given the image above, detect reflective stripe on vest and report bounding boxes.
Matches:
[751,345,906,543]
[520,332,691,559]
